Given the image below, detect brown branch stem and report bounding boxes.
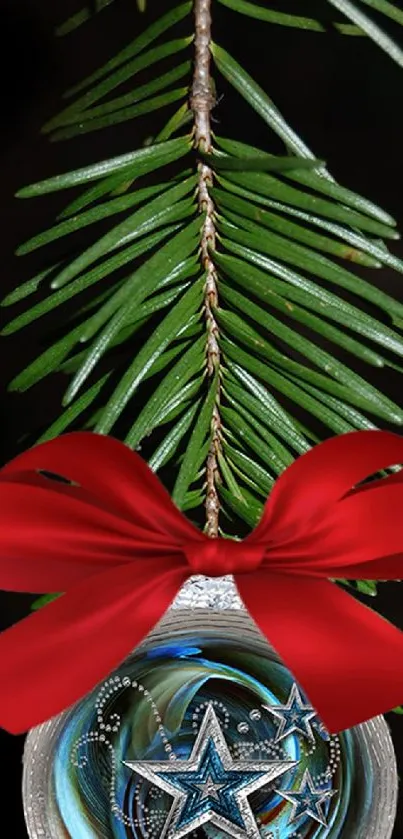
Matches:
[191,0,222,538]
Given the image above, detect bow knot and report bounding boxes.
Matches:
[184,538,265,577]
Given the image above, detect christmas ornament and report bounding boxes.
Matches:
[1,429,403,736]
[22,608,398,839]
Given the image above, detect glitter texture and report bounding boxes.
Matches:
[172,575,242,610]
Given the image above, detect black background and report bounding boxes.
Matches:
[0,0,403,835]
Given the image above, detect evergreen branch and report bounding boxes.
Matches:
[6,0,403,567]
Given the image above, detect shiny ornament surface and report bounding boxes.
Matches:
[23,596,397,839]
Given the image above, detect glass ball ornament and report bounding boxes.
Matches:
[23,576,398,839]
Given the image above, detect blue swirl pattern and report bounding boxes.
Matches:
[50,628,373,839]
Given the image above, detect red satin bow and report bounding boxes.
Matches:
[0,429,403,735]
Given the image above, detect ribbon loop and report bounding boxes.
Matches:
[184,538,265,577]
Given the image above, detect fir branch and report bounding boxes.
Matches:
[7,0,403,558]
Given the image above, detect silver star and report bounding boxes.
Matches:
[263,683,317,743]
[278,768,336,827]
[194,772,225,801]
[124,704,297,839]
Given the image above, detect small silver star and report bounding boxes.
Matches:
[194,772,225,801]
[278,768,336,827]
[263,684,317,743]
[124,704,297,839]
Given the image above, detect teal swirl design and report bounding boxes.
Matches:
[49,627,373,839]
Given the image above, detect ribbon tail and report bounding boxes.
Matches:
[236,570,403,733]
[0,559,187,734]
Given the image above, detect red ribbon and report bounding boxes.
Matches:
[0,429,403,735]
